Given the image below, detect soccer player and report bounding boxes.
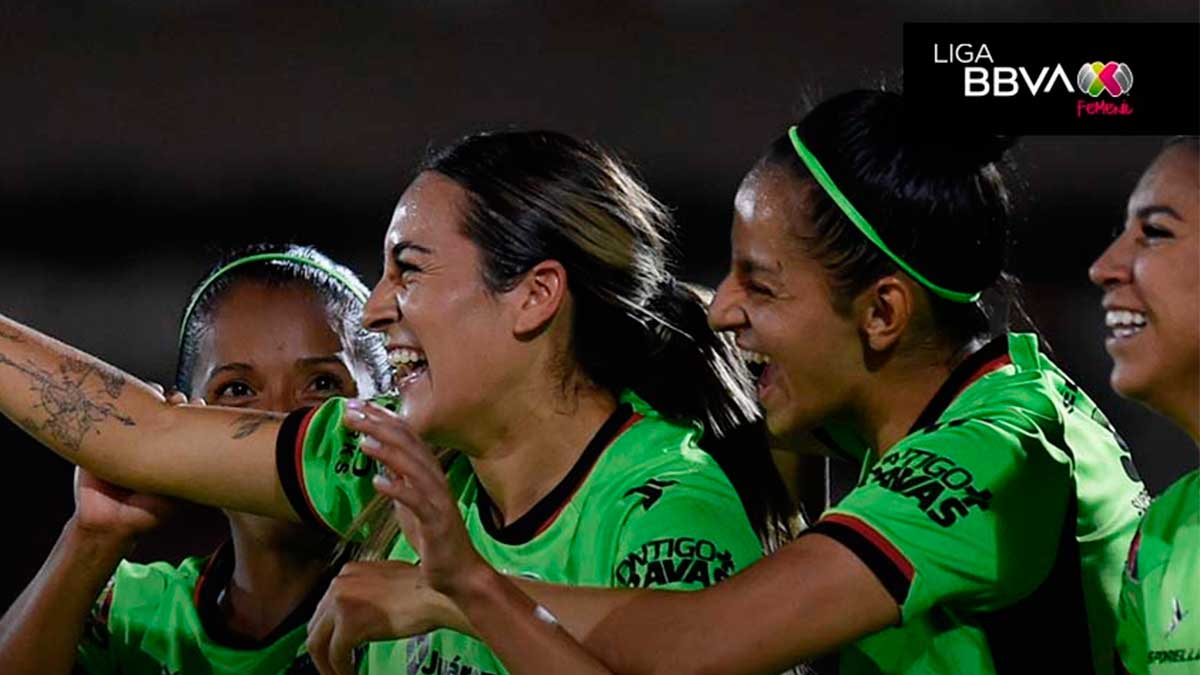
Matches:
[1091,137,1199,675]
[0,131,794,674]
[0,244,390,674]
[336,90,1151,675]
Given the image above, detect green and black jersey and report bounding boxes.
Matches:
[806,333,1149,675]
[75,543,333,674]
[275,389,763,675]
[1116,469,1199,674]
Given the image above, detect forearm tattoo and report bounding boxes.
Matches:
[0,352,135,452]
[231,413,270,440]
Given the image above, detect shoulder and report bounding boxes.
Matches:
[911,337,1095,467]
[105,556,206,619]
[594,408,740,511]
[1141,470,1199,545]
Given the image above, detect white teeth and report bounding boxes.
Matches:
[741,350,771,365]
[388,348,426,366]
[1105,310,1147,329]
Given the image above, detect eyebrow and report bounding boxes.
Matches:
[734,254,783,278]
[209,362,253,377]
[391,240,435,260]
[296,356,349,369]
[1135,205,1183,221]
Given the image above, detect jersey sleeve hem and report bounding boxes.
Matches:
[274,406,326,531]
[804,512,914,607]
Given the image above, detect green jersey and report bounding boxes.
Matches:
[1116,469,1200,674]
[807,334,1149,675]
[275,389,764,675]
[75,543,332,674]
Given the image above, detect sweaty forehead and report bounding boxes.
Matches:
[1129,147,1200,221]
[733,165,813,256]
[387,172,471,251]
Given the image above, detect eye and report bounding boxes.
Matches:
[1140,222,1174,240]
[309,373,345,393]
[395,259,423,277]
[745,280,775,298]
[214,380,255,400]
[305,372,351,401]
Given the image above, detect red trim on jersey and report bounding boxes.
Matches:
[96,583,115,626]
[958,355,1012,396]
[822,512,914,582]
[191,547,223,610]
[531,412,645,537]
[293,407,322,528]
[1125,527,1143,580]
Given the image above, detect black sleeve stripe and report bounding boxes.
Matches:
[803,519,911,607]
[275,406,324,530]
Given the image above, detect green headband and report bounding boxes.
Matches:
[787,126,981,303]
[179,252,368,346]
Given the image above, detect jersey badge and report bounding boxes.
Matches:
[623,478,679,511]
[1167,597,1191,638]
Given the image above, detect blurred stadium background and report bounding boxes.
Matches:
[1,1,1196,608]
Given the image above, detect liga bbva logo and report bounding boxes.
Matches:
[934,44,1135,99]
[1077,61,1133,97]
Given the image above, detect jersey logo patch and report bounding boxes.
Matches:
[615,536,735,588]
[863,446,992,527]
[406,633,501,675]
[623,478,679,511]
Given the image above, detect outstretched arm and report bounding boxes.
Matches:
[0,313,295,520]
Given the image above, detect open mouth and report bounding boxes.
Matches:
[388,347,429,387]
[1105,309,1147,340]
[741,349,772,385]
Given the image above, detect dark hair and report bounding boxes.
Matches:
[763,89,1022,351]
[1164,135,1200,155]
[420,130,795,547]
[175,243,390,395]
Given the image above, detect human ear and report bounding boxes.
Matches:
[512,260,568,337]
[858,275,915,353]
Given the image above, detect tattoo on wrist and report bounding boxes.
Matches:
[231,413,270,439]
[0,327,24,343]
[0,353,135,452]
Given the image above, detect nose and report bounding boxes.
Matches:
[260,387,298,414]
[362,278,398,333]
[708,273,749,333]
[1089,230,1133,289]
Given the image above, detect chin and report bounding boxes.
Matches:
[1109,364,1155,405]
[764,407,803,442]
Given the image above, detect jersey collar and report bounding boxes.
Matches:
[908,334,1013,434]
[475,402,638,545]
[193,541,341,650]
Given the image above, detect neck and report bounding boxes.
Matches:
[220,515,332,640]
[466,381,618,526]
[858,343,976,457]
[1163,385,1200,445]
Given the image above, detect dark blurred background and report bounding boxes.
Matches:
[1,1,1196,609]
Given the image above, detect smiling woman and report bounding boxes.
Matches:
[0,243,390,674]
[350,90,1153,675]
[0,131,794,675]
[1091,137,1200,675]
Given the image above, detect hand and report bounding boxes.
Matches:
[342,400,493,598]
[307,560,462,675]
[71,468,176,542]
